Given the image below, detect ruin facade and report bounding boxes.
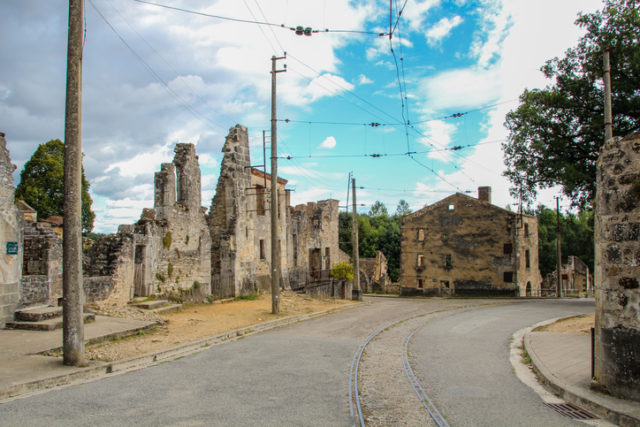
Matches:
[593,132,640,401]
[0,132,22,327]
[542,256,591,296]
[209,125,342,298]
[399,187,541,297]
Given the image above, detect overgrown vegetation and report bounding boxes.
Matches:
[235,293,259,301]
[339,200,410,282]
[163,232,172,249]
[330,262,354,281]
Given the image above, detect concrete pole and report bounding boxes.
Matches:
[603,49,613,141]
[63,0,85,366]
[351,177,361,300]
[270,54,285,314]
[556,197,562,299]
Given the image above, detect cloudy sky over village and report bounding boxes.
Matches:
[1,0,602,233]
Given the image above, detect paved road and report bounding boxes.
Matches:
[0,297,593,426]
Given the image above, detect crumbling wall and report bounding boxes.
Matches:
[209,125,254,298]
[83,143,211,304]
[20,222,61,306]
[83,232,134,304]
[288,200,340,290]
[594,132,640,401]
[0,132,22,326]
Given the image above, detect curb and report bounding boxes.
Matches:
[0,301,363,402]
[524,319,640,427]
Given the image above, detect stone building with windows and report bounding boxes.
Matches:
[399,187,541,297]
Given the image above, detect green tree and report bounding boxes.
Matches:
[16,139,95,233]
[395,199,411,217]
[503,0,640,208]
[536,205,594,277]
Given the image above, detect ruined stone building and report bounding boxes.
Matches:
[0,125,346,325]
[209,125,341,298]
[0,132,22,327]
[359,251,390,293]
[593,132,640,402]
[83,143,212,305]
[399,187,541,297]
[543,255,591,296]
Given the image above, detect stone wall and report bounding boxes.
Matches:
[594,132,640,401]
[399,190,540,297]
[288,199,340,290]
[83,232,134,305]
[20,222,62,306]
[0,132,22,326]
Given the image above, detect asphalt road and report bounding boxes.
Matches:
[0,297,594,426]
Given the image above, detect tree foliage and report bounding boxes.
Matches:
[339,200,408,282]
[503,0,640,208]
[536,205,594,277]
[15,139,95,233]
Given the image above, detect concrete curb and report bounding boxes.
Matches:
[524,318,640,427]
[0,301,363,402]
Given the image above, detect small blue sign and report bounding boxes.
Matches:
[6,241,18,255]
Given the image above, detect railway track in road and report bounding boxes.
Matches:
[347,306,458,427]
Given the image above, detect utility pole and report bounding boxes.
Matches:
[603,49,613,141]
[63,0,85,366]
[270,53,286,314]
[351,177,362,300]
[556,197,562,299]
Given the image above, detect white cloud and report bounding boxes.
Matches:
[359,74,373,85]
[319,136,337,149]
[402,0,442,33]
[426,16,463,46]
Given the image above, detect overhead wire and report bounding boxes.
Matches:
[131,0,387,36]
[88,0,228,133]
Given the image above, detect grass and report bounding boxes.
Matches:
[235,293,259,301]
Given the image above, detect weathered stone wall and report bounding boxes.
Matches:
[517,215,542,296]
[594,132,640,401]
[83,232,134,305]
[209,125,255,298]
[399,191,540,297]
[250,168,288,293]
[288,200,340,290]
[0,132,23,325]
[20,222,62,306]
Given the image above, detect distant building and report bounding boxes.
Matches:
[543,256,591,296]
[399,187,541,297]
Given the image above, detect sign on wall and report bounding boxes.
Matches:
[6,241,18,255]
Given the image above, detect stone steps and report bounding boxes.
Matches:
[14,306,63,322]
[6,312,95,331]
[130,299,183,313]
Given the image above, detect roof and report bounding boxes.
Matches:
[15,200,36,213]
[404,192,536,222]
[250,167,288,185]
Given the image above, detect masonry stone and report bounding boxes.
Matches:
[594,132,640,401]
[399,189,541,297]
[0,132,23,327]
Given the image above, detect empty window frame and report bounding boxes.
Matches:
[417,254,424,267]
[418,228,425,241]
[259,239,265,260]
[525,249,530,268]
[503,243,513,255]
[256,185,266,216]
[524,223,530,237]
[444,254,452,269]
[417,278,424,289]
[503,271,513,282]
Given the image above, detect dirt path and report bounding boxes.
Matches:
[86,291,357,362]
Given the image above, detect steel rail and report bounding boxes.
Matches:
[401,328,450,427]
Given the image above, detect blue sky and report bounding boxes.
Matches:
[0,0,603,233]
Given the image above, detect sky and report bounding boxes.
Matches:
[1,0,604,233]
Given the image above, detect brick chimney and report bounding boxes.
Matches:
[478,186,491,203]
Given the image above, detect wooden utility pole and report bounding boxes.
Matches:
[63,0,85,366]
[603,49,613,141]
[270,54,286,314]
[556,197,562,299]
[351,177,361,300]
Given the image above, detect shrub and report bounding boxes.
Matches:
[155,273,165,283]
[330,262,354,281]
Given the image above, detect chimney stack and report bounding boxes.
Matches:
[478,186,491,203]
